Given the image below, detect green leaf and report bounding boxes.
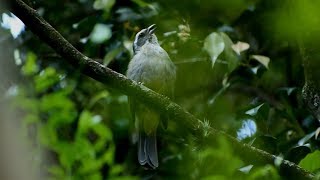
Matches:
[21,52,38,75]
[101,144,115,165]
[231,41,250,55]
[78,158,102,174]
[77,110,113,151]
[103,47,123,66]
[86,173,103,180]
[299,150,320,172]
[285,146,311,164]
[38,124,58,147]
[245,104,264,116]
[78,110,97,134]
[109,176,139,180]
[47,165,65,177]
[202,175,228,180]
[23,114,39,125]
[34,67,60,93]
[248,165,280,180]
[298,131,315,146]
[93,0,115,12]
[203,32,225,67]
[197,136,244,176]
[251,55,270,69]
[55,139,95,171]
[131,0,149,7]
[219,32,239,73]
[109,165,124,176]
[90,24,112,44]
[40,91,77,125]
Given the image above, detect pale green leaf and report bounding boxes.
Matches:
[219,32,239,73]
[203,32,225,67]
[245,104,264,116]
[47,165,65,177]
[88,90,110,109]
[231,41,250,55]
[93,0,115,11]
[251,55,270,69]
[22,52,38,76]
[299,150,320,172]
[34,67,60,93]
[131,0,149,7]
[103,47,123,66]
[248,165,280,180]
[316,127,320,140]
[90,24,112,44]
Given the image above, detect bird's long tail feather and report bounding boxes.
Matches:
[138,132,158,169]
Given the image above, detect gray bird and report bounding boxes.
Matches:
[126,24,176,169]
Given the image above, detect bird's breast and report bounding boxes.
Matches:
[126,44,176,93]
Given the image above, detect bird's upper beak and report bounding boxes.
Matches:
[147,24,156,35]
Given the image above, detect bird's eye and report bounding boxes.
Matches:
[138,33,144,38]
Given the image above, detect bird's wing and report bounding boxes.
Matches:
[128,97,139,143]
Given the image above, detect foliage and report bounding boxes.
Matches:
[1,0,320,179]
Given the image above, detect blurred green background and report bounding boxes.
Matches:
[1,0,320,179]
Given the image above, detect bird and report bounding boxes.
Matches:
[126,24,176,169]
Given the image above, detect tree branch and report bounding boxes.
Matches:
[5,0,314,179]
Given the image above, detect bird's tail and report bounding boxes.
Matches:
[138,132,158,169]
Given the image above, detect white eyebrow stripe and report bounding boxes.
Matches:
[134,31,141,44]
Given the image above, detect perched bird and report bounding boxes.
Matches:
[126,24,176,169]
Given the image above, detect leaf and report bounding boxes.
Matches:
[86,173,103,180]
[251,55,270,69]
[231,41,250,55]
[103,47,123,66]
[109,164,124,176]
[90,24,112,44]
[38,124,58,147]
[248,165,280,180]
[278,87,296,96]
[245,103,264,116]
[316,127,320,140]
[299,150,320,172]
[34,67,60,93]
[47,165,65,177]
[123,40,133,57]
[252,135,277,154]
[55,139,94,171]
[208,75,230,105]
[203,32,225,67]
[219,32,239,73]
[250,66,260,75]
[77,110,113,151]
[239,165,253,174]
[40,91,77,125]
[93,0,115,12]
[131,0,149,7]
[198,137,244,176]
[22,52,38,76]
[88,90,110,109]
[78,111,102,135]
[298,131,315,146]
[285,146,311,164]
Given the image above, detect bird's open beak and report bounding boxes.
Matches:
[147,24,156,35]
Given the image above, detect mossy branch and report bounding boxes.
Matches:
[5,0,315,179]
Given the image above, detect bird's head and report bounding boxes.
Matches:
[133,24,158,54]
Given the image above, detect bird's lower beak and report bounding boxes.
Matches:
[147,24,156,35]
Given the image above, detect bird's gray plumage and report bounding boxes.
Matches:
[127,24,176,169]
